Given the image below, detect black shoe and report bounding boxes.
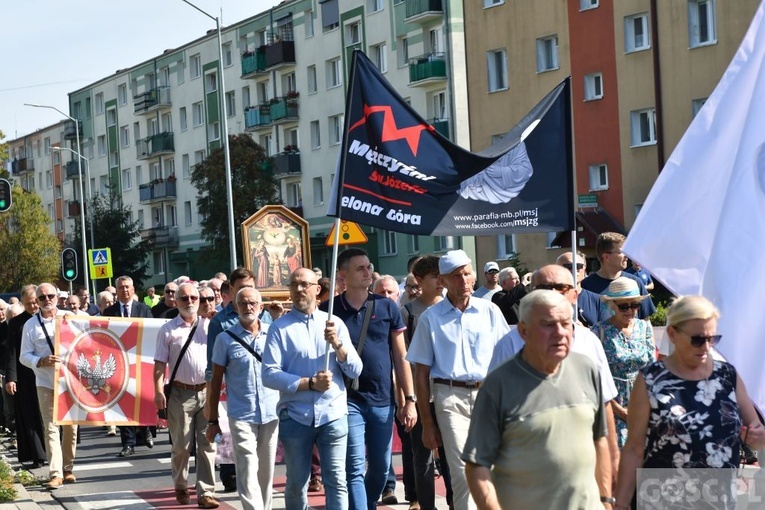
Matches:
[222,474,237,492]
[145,436,154,448]
[119,446,135,457]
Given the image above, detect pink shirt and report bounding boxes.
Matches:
[154,315,209,385]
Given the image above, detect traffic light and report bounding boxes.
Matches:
[62,248,78,281]
[0,178,11,212]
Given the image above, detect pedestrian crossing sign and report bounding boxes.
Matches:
[88,248,113,279]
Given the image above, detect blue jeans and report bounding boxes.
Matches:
[279,410,348,510]
[346,401,395,510]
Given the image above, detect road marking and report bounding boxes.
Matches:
[74,461,133,471]
[74,490,149,509]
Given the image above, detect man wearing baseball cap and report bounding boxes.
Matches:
[406,250,509,510]
[472,261,501,301]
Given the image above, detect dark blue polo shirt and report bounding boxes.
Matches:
[321,293,405,407]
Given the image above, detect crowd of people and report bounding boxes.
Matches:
[0,230,764,510]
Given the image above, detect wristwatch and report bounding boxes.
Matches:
[600,496,616,505]
[405,394,417,403]
[334,340,344,350]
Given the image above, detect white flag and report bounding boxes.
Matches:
[624,1,765,407]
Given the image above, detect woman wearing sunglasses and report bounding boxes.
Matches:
[591,277,654,449]
[613,295,765,509]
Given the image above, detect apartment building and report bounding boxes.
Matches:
[464,0,759,271]
[6,0,473,286]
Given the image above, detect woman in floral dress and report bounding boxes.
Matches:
[614,296,765,510]
[591,277,654,448]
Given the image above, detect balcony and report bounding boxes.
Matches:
[244,97,299,130]
[431,118,449,139]
[136,132,174,160]
[241,49,267,77]
[65,160,82,179]
[63,120,83,141]
[140,225,179,247]
[409,53,447,86]
[11,158,34,175]
[241,39,295,78]
[138,179,177,204]
[134,87,171,115]
[405,0,443,23]
[67,201,81,217]
[272,151,301,177]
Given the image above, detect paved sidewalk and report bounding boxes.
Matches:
[0,432,61,510]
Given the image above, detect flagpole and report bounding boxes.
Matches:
[325,217,342,372]
[571,230,579,321]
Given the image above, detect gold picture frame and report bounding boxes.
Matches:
[241,205,311,299]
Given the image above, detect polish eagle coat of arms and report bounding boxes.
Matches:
[76,349,117,395]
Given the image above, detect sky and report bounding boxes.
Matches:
[1,0,282,141]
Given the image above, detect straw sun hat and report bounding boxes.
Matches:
[600,277,649,302]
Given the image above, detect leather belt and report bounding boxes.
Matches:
[432,378,482,389]
[172,381,206,391]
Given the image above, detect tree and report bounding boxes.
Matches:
[72,191,154,289]
[0,184,61,291]
[191,134,278,265]
[0,130,9,180]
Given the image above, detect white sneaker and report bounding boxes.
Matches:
[107,426,117,436]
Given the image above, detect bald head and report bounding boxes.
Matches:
[531,265,577,305]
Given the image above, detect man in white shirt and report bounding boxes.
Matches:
[471,261,501,301]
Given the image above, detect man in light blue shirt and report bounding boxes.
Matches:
[262,268,363,510]
[206,287,278,510]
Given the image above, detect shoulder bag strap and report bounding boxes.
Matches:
[355,294,375,357]
[37,313,55,355]
[404,302,414,345]
[226,330,263,363]
[167,320,199,387]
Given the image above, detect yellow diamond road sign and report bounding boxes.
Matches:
[88,248,113,280]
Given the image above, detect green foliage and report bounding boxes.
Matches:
[507,253,531,279]
[190,134,279,265]
[0,457,17,502]
[0,185,61,292]
[14,469,37,487]
[72,191,154,289]
[0,130,8,179]
[650,300,668,326]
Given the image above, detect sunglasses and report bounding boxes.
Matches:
[178,295,199,302]
[677,328,722,348]
[535,283,574,293]
[561,263,584,271]
[616,302,642,312]
[199,296,215,303]
[165,289,176,294]
[37,294,57,302]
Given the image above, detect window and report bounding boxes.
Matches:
[429,28,444,53]
[397,37,409,68]
[382,230,397,255]
[691,97,708,118]
[52,152,59,165]
[436,236,459,251]
[431,91,447,120]
[118,84,127,106]
[138,210,144,229]
[165,158,175,177]
[122,168,132,191]
[258,81,270,103]
[242,86,251,108]
[208,122,220,141]
[321,0,339,32]
[95,93,104,115]
[484,0,504,6]
[589,164,608,191]
[205,72,218,93]
[329,115,343,145]
[190,54,202,78]
[110,151,119,167]
[133,122,141,143]
[408,235,419,254]
[97,135,106,157]
[153,252,165,274]
[182,154,190,178]
[580,0,598,10]
[630,108,657,146]
[120,125,130,147]
[487,49,508,92]
[222,42,233,67]
[194,150,205,166]
[184,201,193,225]
[160,66,170,87]
[625,13,650,52]
[85,97,92,118]
[327,58,342,88]
[106,108,116,127]
[193,102,204,127]
[260,134,272,156]
[688,0,716,47]
[371,43,387,73]
[285,127,299,147]
[310,120,321,149]
[345,22,361,46]
[283,72,297,94]
[305,9,314,37]
[312,177,324,206]
[286,182,302,207]
[226,91,236,117]
[307,65,318,94]
[584,73,603,100]
[180,107,188,131]
[368,0,383,13]
[44,137,51,155]
[536,35,559,72]
[45,170,53,188]
[100,175,109,194]
[496,234,517,259]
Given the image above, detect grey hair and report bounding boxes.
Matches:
[373,275,398,292]
[497,267,518,285]
[518,289,570,323]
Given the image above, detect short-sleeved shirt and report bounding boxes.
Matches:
[205,302,239,381]
[462,351,605,510]
[155,315,209,385]
[406,297,509,381]
[212,321,278,424]
[321,293,405,406]
[581,271,656,319]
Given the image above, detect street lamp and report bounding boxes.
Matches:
[53,147,96,297]
[180,0,238,271]
[24,103,90,293]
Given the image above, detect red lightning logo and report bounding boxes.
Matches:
[348,104,435,156]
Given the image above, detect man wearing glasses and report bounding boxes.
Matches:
[154,283,219,509]
[556,251,608,328]
[19,283,78,489]
[580,232,655,319]
[104,276,154,457]
[152,282,179,318]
